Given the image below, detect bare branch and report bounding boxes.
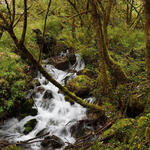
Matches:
[67,10,92,20]
[11,0,16,25]
[13,4,32,28]
[38,0,52,62]
[4,0,11,21]
[20,0,27,44]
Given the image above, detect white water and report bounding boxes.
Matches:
[0,54,87,149]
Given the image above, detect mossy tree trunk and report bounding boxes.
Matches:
[90,1,112,99]
[144,0,150,79]
[102,0,129,84]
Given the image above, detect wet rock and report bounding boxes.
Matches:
[43,90,53,100]
[67,53,76,65]
[36,86,45,94]
[23,119,37,135]
[50,56,69,71]
[66,75,94,98]
[77,69,98,79]
[41,135,65,149]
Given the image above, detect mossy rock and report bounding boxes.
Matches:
[102,118,135,140]
[23,119,37,135]
[66,75,94,98]
[77,69,98,79]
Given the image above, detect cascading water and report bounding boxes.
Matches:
[0,54,88,149]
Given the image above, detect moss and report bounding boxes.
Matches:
[145,126,150,143]
[23,119,37,135]
[137,116,149,127]
[77,68,98,79]
[66,75,94,98]
[3,145,20,150]
[102,118,135,138]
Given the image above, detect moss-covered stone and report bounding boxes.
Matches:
[66,75,94,98]
[77,68,98,79]
[23,119,37,135]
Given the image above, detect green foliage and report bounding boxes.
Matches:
[108,26,145,51]
[0,44,31,118]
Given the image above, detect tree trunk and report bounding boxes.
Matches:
[91,1,111,99]
[103,0,129,84]
[144,0,150,78]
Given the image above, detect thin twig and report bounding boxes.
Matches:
[38,0,52,62]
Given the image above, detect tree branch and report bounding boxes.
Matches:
[4,0,11,21]
[11,0,16,25]
[38,0,52,62]
[20,0,27,44]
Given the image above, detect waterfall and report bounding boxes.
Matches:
[0,54,87,150]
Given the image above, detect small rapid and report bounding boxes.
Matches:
[0,54,87,149]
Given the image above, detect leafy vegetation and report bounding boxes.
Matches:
[0,0,150,149]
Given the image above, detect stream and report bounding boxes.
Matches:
[0,54,90,149]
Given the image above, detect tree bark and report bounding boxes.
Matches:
[91,1,111,98]
[144,0,150,79]
[103,0,129,84]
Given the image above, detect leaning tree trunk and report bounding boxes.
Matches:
[91,1,112,99]
[144,0,150,79]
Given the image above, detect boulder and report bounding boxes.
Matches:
[43,90,53,100]
[36,86,45,94]
[66,75,94,98]
[67,53,76,65]
[41,135,65,149]
[50,56,69,71]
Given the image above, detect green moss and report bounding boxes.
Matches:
[137,116,149,127]
[3,145,20,150]
[24,119,37,135]
[102,118,135,138]
[145,127,150,143]
[66,75,94,98]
